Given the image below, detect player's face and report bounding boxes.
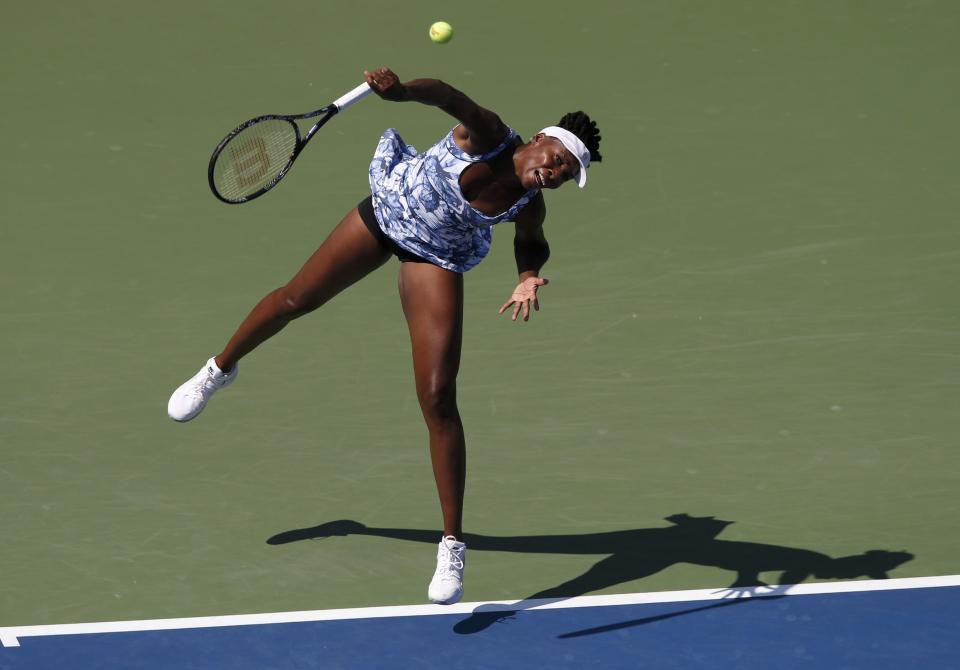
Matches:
[520,135,581,190]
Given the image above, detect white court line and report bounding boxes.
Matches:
[2,574,959,648]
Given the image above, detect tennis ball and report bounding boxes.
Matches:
[429,21,453,44]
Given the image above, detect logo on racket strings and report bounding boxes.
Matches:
[230,137,271,189]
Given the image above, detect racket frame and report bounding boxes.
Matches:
[208,82,371,204]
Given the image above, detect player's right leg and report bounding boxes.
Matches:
[397,260,468,604]
[167,206,391,422]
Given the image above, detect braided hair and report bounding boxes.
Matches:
[557,111,602,163]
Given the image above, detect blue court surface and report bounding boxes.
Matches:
[2,577,957,669]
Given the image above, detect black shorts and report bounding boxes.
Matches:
[357,195,433,264]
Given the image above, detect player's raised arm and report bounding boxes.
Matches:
[364,67,507,151]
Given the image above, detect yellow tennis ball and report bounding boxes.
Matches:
[429,21,453,44]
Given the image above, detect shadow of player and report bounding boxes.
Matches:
[267,514,913,635]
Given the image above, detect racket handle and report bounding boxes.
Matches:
[333,82,373,112]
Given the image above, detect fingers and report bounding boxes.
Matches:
[498,301,536,321]
[499,277,549,322]
[374,68,391,87]
[364,67,398,96]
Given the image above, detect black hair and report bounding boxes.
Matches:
[557,111,602,163]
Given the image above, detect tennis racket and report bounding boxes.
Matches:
[208,82,372,204]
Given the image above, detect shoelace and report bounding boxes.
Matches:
[187,368,219,399]
[438,538,465,577]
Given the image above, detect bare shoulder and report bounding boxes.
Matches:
[446,93,509,154]
[453,124,472,144]
[452,121,511,155]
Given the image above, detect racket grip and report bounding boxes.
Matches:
[333,82,373,112]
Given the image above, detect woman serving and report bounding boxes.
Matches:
[168,67,603,605]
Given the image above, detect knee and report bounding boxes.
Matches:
[274,286,315,321]
[417,381,459,423]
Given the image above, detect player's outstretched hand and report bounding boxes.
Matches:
[499,277,549,322]
[364,67,408,102]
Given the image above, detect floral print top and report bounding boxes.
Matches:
[368,126,538,272]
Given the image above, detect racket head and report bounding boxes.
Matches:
[208,117,301,204]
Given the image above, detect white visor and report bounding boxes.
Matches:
[539,126,590,188]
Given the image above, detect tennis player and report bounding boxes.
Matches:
[168,67,602,605]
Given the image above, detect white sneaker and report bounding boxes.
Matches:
[167,357,238,422]
[428,536,466,605]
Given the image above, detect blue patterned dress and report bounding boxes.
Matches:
[368,126,538,272]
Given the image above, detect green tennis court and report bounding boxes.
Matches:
[1,0,957,659]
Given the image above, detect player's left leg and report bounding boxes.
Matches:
[397,260,467,604]
[167,206,389,423]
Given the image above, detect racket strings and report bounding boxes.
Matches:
[212,119,298,201]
